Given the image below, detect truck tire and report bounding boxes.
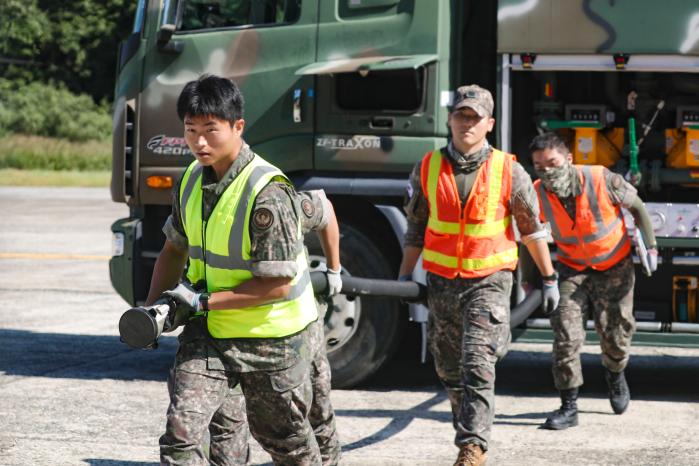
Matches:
[305,223,405,388]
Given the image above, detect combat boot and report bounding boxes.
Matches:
[453,443,487,466]
[542,388,578,430]
[605,369,630,414]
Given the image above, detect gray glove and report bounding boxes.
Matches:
[647,248,658,273]
[542,280,560,315]
[326,267,343,296]
[162,282,201,315]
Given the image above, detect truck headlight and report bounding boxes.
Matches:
[112,232,125,257]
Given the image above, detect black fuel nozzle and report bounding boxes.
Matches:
[118,297,176,349]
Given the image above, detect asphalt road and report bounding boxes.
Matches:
[1,186,698,466]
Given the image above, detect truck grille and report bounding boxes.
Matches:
[125,105,135,196]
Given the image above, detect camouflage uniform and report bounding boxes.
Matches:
[160,143,321,465]
[404,141,546,451]
[543,165,638,390]
[163,318,250,466]
[305,312,340,466]
[296,190,341,466]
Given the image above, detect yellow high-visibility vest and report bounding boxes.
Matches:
[179,155,317,338]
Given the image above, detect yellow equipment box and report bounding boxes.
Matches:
[573,127,624,167]
[665,128,699,168]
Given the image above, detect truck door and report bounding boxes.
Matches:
[298,0,451,173]
[136,0,318,204]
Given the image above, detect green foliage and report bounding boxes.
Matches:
[0,0,136,102]
[0,0,49,59]
[0,135,111,171]
[0,79,111,141]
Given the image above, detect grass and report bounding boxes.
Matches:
[0,134,111,187]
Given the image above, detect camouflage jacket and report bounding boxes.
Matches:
[296,189,330,235]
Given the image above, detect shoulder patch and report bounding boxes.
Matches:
[252,207,275,230]
[611,174,623,189]
[301,198,315,218]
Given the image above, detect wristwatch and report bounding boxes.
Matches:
[542,271,559,282]
[199,292,211,312]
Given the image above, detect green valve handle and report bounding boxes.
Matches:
[627,117,641,186]
[628,117,638,172]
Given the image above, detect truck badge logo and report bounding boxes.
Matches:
[146,135,192,156]
[315,136,382,151]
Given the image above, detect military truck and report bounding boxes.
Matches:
[110,0,699,388]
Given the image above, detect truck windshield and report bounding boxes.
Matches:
[180,0,301,31]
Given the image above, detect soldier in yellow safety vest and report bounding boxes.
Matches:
[145,74,338,465]
[398,85,560,466]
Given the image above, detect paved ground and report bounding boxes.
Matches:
[1,187,698,466]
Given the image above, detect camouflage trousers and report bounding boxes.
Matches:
[307,317,341,466]
[160,319,321,466]
[551,254,636,390]
[426,270,512,452]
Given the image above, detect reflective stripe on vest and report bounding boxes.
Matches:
[179,156,317,338]
[422,247,519,271]
[535,165,631,272]
[181,163,307,270]
[421,149,518,278]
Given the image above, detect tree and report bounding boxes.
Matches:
[0,0,136,102]
[0,0,49,73]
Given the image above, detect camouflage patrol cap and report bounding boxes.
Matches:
[451,84,494,117]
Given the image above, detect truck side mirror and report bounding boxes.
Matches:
[157,0,184,54]
[157,24,184,54]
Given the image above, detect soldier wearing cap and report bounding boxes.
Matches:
[398,85,560,466]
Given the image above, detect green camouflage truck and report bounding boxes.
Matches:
[110,0,699,387]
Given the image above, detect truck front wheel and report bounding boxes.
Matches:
[305,223,405,388]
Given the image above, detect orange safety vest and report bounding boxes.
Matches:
[420,148,518,279]
[534,165,631,272]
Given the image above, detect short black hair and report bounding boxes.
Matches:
[528,132,569,153]
[176,74,244,124]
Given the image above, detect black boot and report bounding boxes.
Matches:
[542,388,579,430]
[605,369,630,414]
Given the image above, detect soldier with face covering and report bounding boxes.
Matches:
[530,132,657,430]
